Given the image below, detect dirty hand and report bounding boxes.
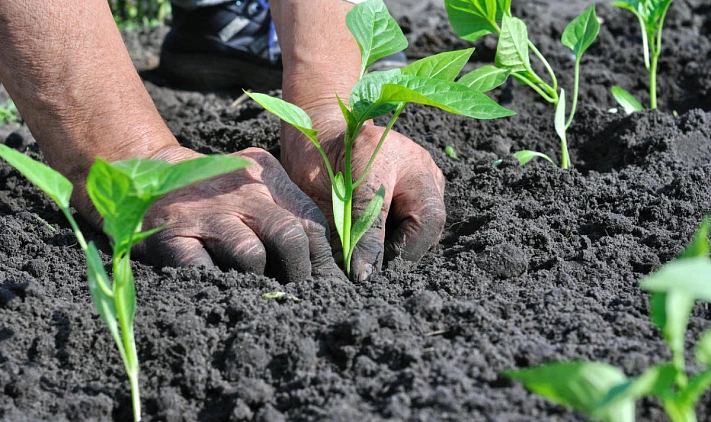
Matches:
[128,145,342,282]
[281,123,446,282]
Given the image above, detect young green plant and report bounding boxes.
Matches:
[611,0,675,111]
[506,217,711,422]
[0,143,248,421]
[247,0,513,276]
[445,0,600,168]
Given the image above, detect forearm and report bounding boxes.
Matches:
[270,0,361,125]
[0,0,178,185]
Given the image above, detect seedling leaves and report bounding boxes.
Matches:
[247,92,320,145]
[679,216,710,259]
[332,172,347,242]
[641,257,711,303]
[351,184,385,250]
[512,150,556,166]
[444,0,510,41]
[458,65,510,92]
[595,364,677,415]
[347,0,408,78]
[86,241,120,339]
[401,48,475,81]
[0,143,73,209]
[696,329,711,366]
[611,86,644,114]
[561,5,600,58]
[679,368,711,409]
[495,15,531,74]
[505,361,633,421]
[555,89,567,145]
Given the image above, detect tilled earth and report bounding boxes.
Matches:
[1,0,711,420]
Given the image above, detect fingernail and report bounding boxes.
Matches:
[357,263,374,282]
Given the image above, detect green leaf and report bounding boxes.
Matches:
[87,158,148,248]
[495,15,532,74]
[513,150,556,166]
[444,0,508,41]
[332,172,347,244]
[246,92,320,145]
[445,146,461,161]
[679,216,710,259]
[350,184,385,251]
[458,65,510,92]
[147,155,249,197]
[86,242,119,334]
[595,364,677,414]
[346,0,408,78]
[114,254,136,329]
[641,257,711,303]
[611,86,644,115]
[505,361,633,421]
[350,69,402,121]
[649,290,695,362]
[337,93,357,129]
[561,5,600,58]
[696,329,711,366]
[261,291,302,303]
[0,143,73,209]
[679,368,711,408]
[554,89,567,144]
[401,48,475,81]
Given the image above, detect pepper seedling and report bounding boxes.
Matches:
[506,217,711,422]
[0,143,248,421]
[445,0,600,169]
[247,0,513,277]
[611,0,674,110]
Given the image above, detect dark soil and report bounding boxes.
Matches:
[2,0,711,420]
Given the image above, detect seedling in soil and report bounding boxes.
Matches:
[0,99,20,124]
[611,0,674,110]
[506,217,711,422]
[247,0,513,277]
[0,144,248,421]
[445,145,461,161]
[445,0,600,168]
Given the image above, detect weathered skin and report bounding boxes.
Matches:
[0,0,446,282]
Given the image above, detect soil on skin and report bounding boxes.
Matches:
[2,0,711,420]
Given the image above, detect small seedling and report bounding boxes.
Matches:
[248,0,513,277]
[0,143,248,421]
[445,0,600,168]
[0,99,20,124]
[444,145,461,161]
[611,0,674,110]
[506,217,711,422]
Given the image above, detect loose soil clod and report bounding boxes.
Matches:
[1,0,710,420]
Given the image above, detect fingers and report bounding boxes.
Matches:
[241,148,345,280]
[384,171,446,263]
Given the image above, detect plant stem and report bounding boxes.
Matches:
[114,255,141,421]
[342,129,355,276]
[565,58,581,129]
[559,130,570,169]
[528,41,558,92]
[353,103,405,189]
[649,54,658,109]
[512,74,557,103]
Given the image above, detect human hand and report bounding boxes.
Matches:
[126,145,343,282]
[281,123,446,282]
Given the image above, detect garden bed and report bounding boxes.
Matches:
[1,0,710,420]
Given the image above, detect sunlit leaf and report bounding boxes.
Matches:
[611,86,644,115]
[347,0,408,78]
[458,65,510,92]
[561,5,600,58]
[247,92,320,145]
[401,48,475,81]
[444,0,508,41]
[696,329,711,367]
[495,15,532,74]
[506,361,633,421]
[332,172,347,243]
[595,364,677,414]
[0,144,73,209]
[641,257,711,303]
[512,150,556,166]
[350,184,385,250]
[554,89,567,144]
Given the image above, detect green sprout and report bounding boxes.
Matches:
[109,0,171,29]
[444,145,461,161]
[506,217,711,422]
[0,99,20,124]
[445,0,600,169]
[611,0,674,110]
[247,0,513,277]
[0,143,248,421]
